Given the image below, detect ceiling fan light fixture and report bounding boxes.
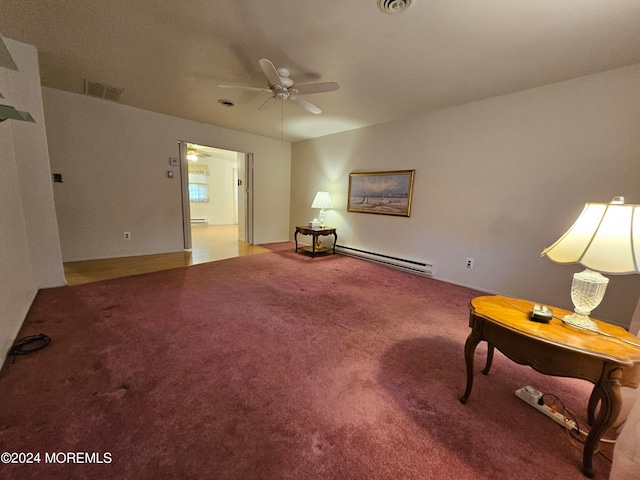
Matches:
[276,68,294,88]
[217,99,235,107]
[186,148,198,161]
[378,0,413,14]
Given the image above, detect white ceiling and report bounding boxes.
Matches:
[2,0,640,143]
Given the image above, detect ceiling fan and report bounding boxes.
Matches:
[186,146,211,161]
[217,58,339,114]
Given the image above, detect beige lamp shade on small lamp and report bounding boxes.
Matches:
[542,197,640,274]
[541,196,640,332]
[311,191,333,228]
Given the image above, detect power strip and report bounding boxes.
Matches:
[515,386,577,431]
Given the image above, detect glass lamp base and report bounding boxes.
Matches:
[318,209,327,228]
[562,313,600,334]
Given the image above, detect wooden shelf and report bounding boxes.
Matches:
[299,246,332,255]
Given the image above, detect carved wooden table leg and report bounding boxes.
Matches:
[587,385,603,426]
[582,365,623,478]
[483,343,494,375]
[460,317,483,404]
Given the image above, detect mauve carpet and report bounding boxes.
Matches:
[0,243,614,479]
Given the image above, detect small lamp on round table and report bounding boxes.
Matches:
[311,191,333,229]
[541,196,640,333]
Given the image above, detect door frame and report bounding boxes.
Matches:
[179,141,254,249]
[244,152,254,245]
[179,141,192,250]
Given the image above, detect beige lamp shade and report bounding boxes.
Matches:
[541,197,640,275]
[311,191,333,209]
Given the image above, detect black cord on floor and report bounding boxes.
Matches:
[10,334,51,362]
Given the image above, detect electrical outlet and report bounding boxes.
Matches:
[124,232,131,240]
[466,257,474,269]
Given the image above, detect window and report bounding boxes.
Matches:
[188,164,210,203]
[189,183,209,203]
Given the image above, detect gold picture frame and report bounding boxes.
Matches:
[347,170,415,217]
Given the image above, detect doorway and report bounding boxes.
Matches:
[179,142,254,258]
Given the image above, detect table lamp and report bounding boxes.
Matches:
[311,191,333,228]
[541,196,640,333]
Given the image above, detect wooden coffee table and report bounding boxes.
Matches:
[460,295,640,478]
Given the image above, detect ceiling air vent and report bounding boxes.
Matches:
[378,0,413,14]
[84,80,124,102]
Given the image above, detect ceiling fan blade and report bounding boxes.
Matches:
[293,82,339,95]
[217,84,271,93]
[259,58,284,87]
[258,96,277,111]
[290,96,322,115]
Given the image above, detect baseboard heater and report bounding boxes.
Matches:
[335,245,434,277]
[190,218,207,225]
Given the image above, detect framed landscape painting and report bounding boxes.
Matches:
[347,170,415,216]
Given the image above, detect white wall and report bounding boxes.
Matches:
[291,64,640,328]
[189,155,237,225]
[0,39,65,365]
[42,88,291,261]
